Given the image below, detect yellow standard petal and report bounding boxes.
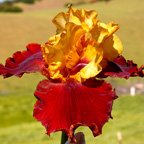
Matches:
[81,44,96,63]
[69,8,98,31]
[91,22,119,45]
[52,12,67,32]
[102,34,123,61]
[42,7,123,82]
[80,48,103,79]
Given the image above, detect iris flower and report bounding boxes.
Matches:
[0,8,143,143]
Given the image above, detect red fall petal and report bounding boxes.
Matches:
[34,79,117,141]
[98,56,144,79]
[0,43,45,78]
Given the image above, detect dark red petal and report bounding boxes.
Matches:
[33,79,117,141]
[98,56,144,79]
[70,63,87,75]
[0,43,45,78]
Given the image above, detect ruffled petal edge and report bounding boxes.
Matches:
[0,43,45,78]
[34,79,117,142]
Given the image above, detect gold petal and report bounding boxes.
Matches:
[91,22,119,45]
[99,22,119,37]
[42,7,123,82]
[66,50,80,69]
[80,49,103,79]
[102,34,123,61]
[81,45,96,62]
[52,12,67,31]
[80,58,102,79]
[48,61,63,79]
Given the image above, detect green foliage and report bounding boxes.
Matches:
[0,2,22,12]
[0,0,39,13]
[18,0,36,4]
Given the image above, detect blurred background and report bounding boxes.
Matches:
[0,0,144,144]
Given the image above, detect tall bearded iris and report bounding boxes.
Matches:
[0,8,143,143]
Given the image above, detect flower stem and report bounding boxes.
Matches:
[61,131,68,144]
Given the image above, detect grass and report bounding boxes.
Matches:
[0,0,144,143]
[0,95,144,144]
